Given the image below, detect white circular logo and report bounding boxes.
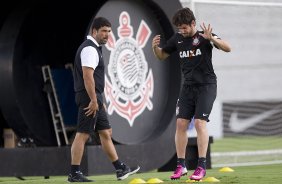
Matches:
[109,38,147,99]
[104,11,154,126]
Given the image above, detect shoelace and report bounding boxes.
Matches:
[174,165,183,174]
[75,171,83,175]
[193,167,203,175]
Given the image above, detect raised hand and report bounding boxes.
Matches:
[199,23,213,40]
[152,35,161,48]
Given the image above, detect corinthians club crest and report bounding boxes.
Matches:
[105,11,154,127]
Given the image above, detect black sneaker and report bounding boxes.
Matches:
[68,171,94,182]
[116,165,140,180]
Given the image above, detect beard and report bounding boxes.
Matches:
[100,38,108,45]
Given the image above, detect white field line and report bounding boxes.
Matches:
[212,149,282,157]
[213,160,282,168]
[212,149,282,167]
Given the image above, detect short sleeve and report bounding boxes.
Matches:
[162,34,178,54]
[80,46,99,69]
[211,33,220,49]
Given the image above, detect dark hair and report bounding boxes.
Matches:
[91,17,111,31]
[172,7,196,26]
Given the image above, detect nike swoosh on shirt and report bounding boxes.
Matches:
[229,109,280,132]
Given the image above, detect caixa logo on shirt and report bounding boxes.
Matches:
[105,11,154,127]
[179,48,202,58]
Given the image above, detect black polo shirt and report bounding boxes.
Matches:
[163,31,219,85]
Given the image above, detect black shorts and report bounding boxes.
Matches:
[75,90,111,134]
[176,84,217,122]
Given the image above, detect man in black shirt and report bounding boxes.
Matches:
[68,17,140,182]
[152,7,231,181]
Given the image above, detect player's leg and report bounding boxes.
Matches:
[170,118,189,180]
[69,133,93,182]
[195,119,209,164]
[71,132,90,165]
[96,105,140,180]
[190,84,216,181]
[68,91,96,182]
[171,85,194,180]
[98,128,118,161]
[189,118,208,181]
[175,118,190,159]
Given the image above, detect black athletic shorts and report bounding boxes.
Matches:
[176,84,217,122]
[75,90,111,134]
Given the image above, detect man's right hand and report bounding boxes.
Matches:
[152,35,161,49]
[84,100,99,117]
[152,35,169,61]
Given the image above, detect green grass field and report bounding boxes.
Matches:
[211,136,282,152]
[0,164,281,184]
[210,136,282,166]
[1,137,281,183]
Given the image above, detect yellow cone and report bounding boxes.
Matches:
[146,178,164,183]
[203,177,220,182]
[129,178,146,184]
[186,179,203,182]
[219,167,234,172]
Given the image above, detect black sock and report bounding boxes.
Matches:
[177,158,186,168]
[112,160,126,170]
[71,165,80,175]
[198,157,206,169]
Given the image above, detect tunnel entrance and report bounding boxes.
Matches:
[0,0,181,146]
